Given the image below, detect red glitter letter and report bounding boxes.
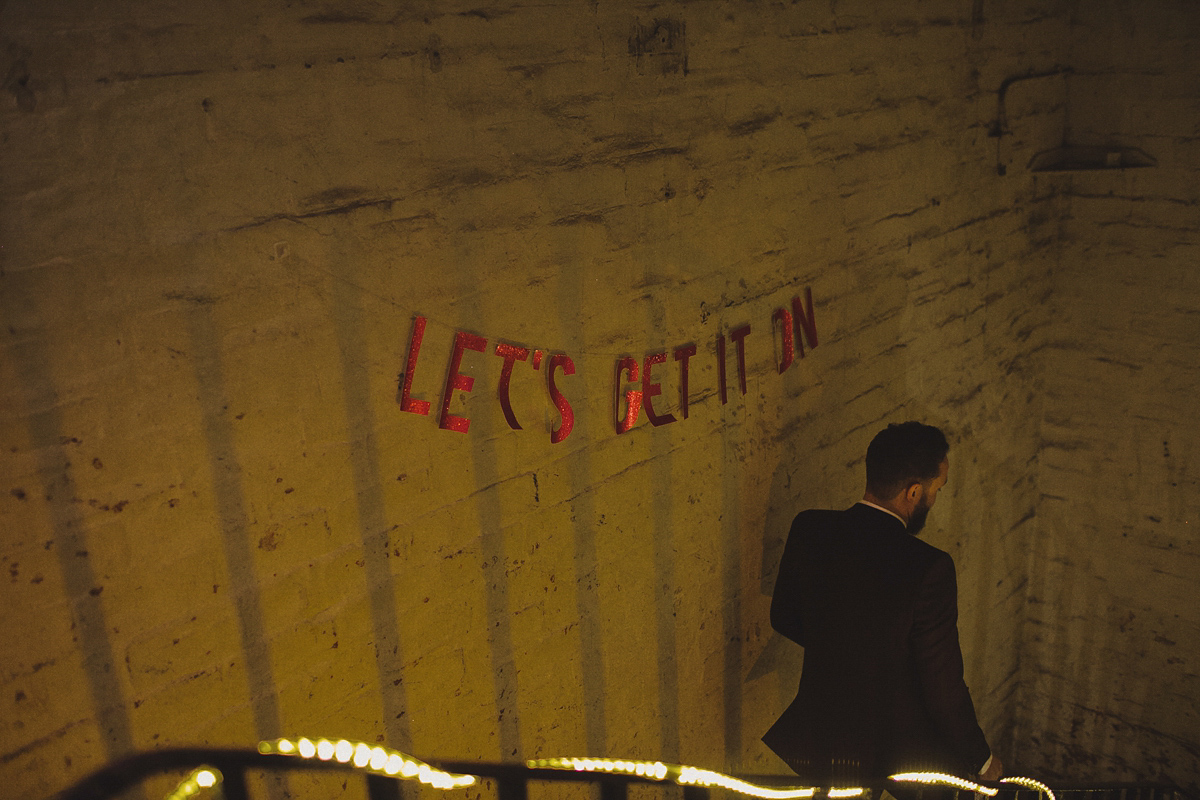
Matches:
[642,352,677,427]
[792,287,818,357]
[674,343,696,420]
[548,354,575,444]
[398,315,431,416]
[773,307,795,374]
[731,324,751,396]
[439,331,487,433]
[615,357,642,434]
[494,342,529,430]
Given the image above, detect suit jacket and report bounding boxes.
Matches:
[762,503,991,782]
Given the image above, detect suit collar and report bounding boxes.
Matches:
[855,500,908,529]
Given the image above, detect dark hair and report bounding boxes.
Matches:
[865,422,950,498]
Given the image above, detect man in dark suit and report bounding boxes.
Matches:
[762,422,1002,785]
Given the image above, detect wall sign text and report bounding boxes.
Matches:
[398,288,818,443]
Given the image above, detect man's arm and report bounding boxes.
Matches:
[769,513,810,646]
[910,552,992,773]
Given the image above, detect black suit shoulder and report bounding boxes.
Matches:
[770,504,952,645]
[787,504,947,559]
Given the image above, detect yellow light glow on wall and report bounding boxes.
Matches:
[1002,776,1057,800]
[890,772,998,796]
[259,738,477,789]
[164,767,222,800]
[530,757,845,800]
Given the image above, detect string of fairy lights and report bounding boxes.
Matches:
[161,737,1056,800]
[260,737,477,789]
[163,766,222,800]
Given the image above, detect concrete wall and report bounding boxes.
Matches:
[1,2,1193,798]
[1017,1,1200,790]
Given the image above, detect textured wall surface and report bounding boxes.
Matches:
[0,2,1194,799]
[1017,1,1200,790]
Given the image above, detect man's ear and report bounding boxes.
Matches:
[905,481,924,505]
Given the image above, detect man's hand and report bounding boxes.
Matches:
[980,755,1003,781]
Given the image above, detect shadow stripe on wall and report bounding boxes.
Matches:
[10,306,143,799]
[556,246,609,759]
[186,302,284,750]
[330,261,414,759]
[452,252,523,761]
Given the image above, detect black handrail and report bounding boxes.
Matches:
[56,748,735,800]
[54,747,1192,800]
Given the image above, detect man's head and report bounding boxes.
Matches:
[865,422,950,534]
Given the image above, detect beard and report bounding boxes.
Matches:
[907,500,932,536]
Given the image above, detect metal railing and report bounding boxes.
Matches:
[53,744,1192,800]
